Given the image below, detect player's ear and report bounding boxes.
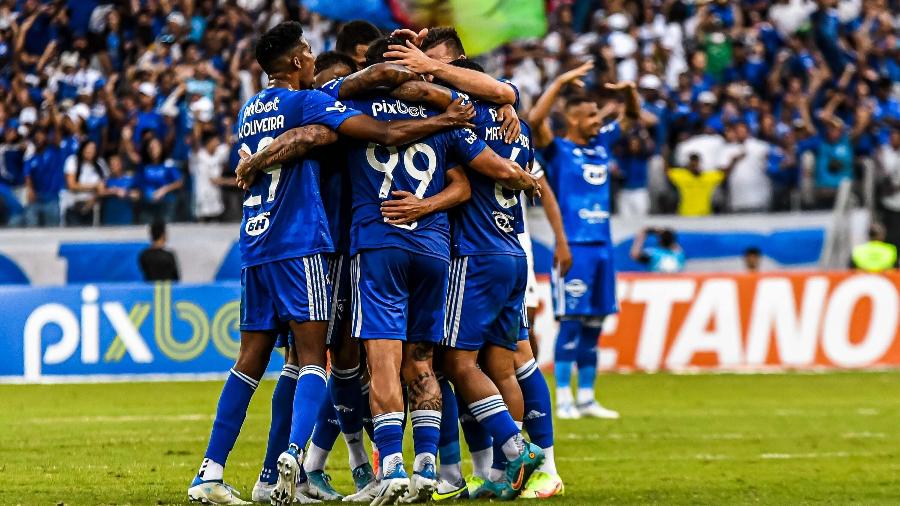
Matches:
[293,56,302,70]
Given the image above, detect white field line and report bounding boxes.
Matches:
[558,450,892,462]
[559,432,889,441]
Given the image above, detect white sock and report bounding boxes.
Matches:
[537,446,557,475]
[577,387,595,405]
[500,433,525,461]
[382,452,403,476]
[302,443,328,473]
[344,430,369,470]
[413,452,435,473]
[556,387,573,406]
[198,458,224,481]
[489,467,504,482]
[440,462,462,484]
[515,420,523,430]
[470,448,492,479]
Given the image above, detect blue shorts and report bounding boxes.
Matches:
[443,255,527,351]
[350,248,448,343]
[326,253,351,348]
[552,243,617,318]
[241,254,332,332]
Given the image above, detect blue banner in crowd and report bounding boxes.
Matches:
[0,282,284,382]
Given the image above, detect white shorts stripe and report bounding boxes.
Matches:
[302,257,316,320]
[351,255,362,338]
[326,255,343,343]
[443,258,463,345]
[449,257,468,347]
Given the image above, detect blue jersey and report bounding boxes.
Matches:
[236,87,361,268]
[452,100,533,257]
[320,78,486,261]
[316,143,352,254]
[543,121,620,244]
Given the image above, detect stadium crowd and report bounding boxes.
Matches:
[0,0,898,230]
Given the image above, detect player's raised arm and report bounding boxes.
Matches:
[329,62,419,99]
[467,145,541,196]
[384,40,517,105]
[528,60,594,148]
[235,124,338,189]
[380,166,471,225]
[336,97,474,146]
[388,80,456,110]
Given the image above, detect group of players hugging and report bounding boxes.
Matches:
[188,17,637,506]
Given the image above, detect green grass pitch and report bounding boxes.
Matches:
[1,371,899,505]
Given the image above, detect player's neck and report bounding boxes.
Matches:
[267,75,299,91]
[564,132,591,146]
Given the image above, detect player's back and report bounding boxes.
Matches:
[236,86,359,267]
[543,122,620,244]
[320,79,483,261]
[452,100,532,257]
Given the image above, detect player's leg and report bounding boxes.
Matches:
[266,255,331,506]
[399,253,450,503]
[353,249,411,504]
[301,379,344,501]
[457,392,493,485]
[252,340,301,503]
[552,245,591,420]
[577,245,620,419]
[189,330,275,505]
[515,338,564,498]
[432,374,467,501]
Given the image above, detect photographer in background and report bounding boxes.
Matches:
[630,226,686,273]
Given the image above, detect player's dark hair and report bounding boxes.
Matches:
[335,20,382,55]
[449,57,484,73]
[254,21,304,75]
[315,51,358,75]
[744,246,761,256]
[364,36,405,67]
[150,220,167,242]
[564,95,595,109]
[420,26,465,57]
[659,229,677,248]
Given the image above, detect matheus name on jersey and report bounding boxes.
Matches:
[236,87,361,268]
[452,100,534,257]
[320,78,486,262]
[543,121,621,244]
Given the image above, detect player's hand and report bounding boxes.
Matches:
[391,28,429,47]
[554,241,573,277]
[384,40,439,75]
[444,97,475,128]
[151,188,165,202]
[605,81,637,93]
[235,148,257,190]
[381,190,430,224]
[525,172,542,202]
[555,60,594,88]
[496,104,521,144]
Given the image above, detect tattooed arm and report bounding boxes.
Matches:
[235,124,338,189]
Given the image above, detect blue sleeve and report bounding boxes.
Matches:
[450,128,487,166]
[542,138,559,164]
[497,78,521,109]
[597,120,622,147]
[319,78,344,99]
[168,164,183,183]
[299,90,362,131]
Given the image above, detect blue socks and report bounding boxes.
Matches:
[516,358,553,449]
[372,412,405,476]
[576,323,602,405]
[200,368,259,481]
[555,319,581,406]
[311,385,341,451]
[288,365,327,450]
[259,364,299,484]
[410,409,441,473]
[437,378,463,484]
[330,366,369,470]
[467,395,522,461]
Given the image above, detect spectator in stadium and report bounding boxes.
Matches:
[98,154,137,225]
[0,120,26,225]
[630,226,686,273]
[134,136,183,224]
[188,130,228,222]
[720,120,772,212]
[614,127,654,217]
[23,126,64,227]
[139,220,180,282]
[743,246,763,272]
[667,152,740,217]
[63,139,107,226]
[850,222,898,272]
[878,128,900,249]
[766,131,801,211]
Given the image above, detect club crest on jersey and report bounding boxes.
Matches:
[578,204,610,224]
[245,212,271,236]
[565,279,587,297]
[582,163,608,185]
[492,210,515,233]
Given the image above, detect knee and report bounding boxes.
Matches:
[331,342,360,370]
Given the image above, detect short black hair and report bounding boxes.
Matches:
[564,95,595,109]
[315,51,358,75]
[254,21,304,74]
[150,220,167,242]
[448,57,484,73]
[659,228,677,248]
[420,26,465,57]
[744,247,761,256]
[336,20,382,55]
[365,35,404,67]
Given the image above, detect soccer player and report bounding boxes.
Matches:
[385,28,570,499]
[528,60,640,420]
[335,20,383,67]
[188,22,474,506]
